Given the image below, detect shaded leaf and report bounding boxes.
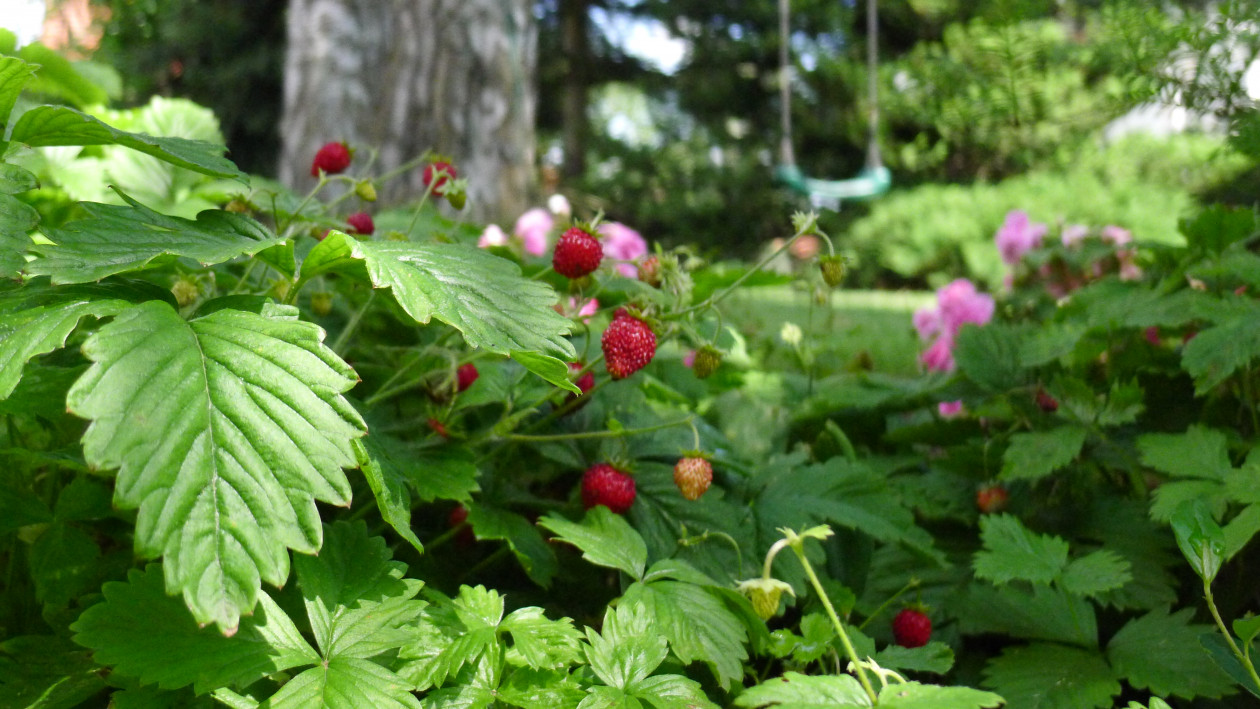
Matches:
[620,581,748,690]
[973,514,1069,585]
[0,635,106,709]
[1059,550,1132,598]
[0,56,38,130]
[1182,313,1260,393]
[0,291,131,401]
[1107,606,1236,700]
[353,438,424,555]
[1000,426,1087,482]
[732,672,869,708]
[874,642,955,675]
[877,682,1003,709]
[467,505,558,588]
[539,507,646,581]
[955,583,1097,647]
[954,322,1028,392]
[1138,426,1231,481]
[982,643,1119,709]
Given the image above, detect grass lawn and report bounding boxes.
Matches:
[724,286,933,377]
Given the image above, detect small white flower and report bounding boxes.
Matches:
[547,193,572,217]
[780,322,803,346]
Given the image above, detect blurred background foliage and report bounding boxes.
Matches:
[15,0,1260,287]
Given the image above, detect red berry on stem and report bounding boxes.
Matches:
[456,363,479,392]
[346,211,375,235]
[892,608,932,648]
[423,161,457,196]
[976,484,1009,514]
[602,313,656,380]
[553,227,604,279]
[311,141,352,177]
[427,418,448,438]
[673,457,713,500]
[1035,387,1058,413]
[581,463,635,514]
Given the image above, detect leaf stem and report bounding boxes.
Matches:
[332,291,376,356]
[857,577,922,631]
[501,416,693,443]
[670,228,806,319]
[1204,578,1260,690]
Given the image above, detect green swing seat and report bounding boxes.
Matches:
[774,163,891,202]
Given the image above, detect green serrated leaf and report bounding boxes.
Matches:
[954,322,1028,392]
[467,505,557,588]
[877,681,1003,709]
[583,603,668,691]
[0,163,38,194]
[306,232,578,390]
[501,607,584,670]
[9,104,245,181]
[956,583,1097,647]
[295,521,425,660]
[1107,606,1236,700]
[1020,322,1087,367]
[1059,550,1132,597]
[1170,500,1226,584]
[1234,616,1260,647]
[982,643,1119,709]
[70,564,318,694]
[620,580,748,690]
[973,514,1069,585]
[1180,205,1257,255]
[1201,632,1260,699]
[353,438,424,555]
[0,192,37,277]
[732,671,869,708]
[0,57,38,130]
[1138,426,1231,481]
[539,507,646,580]
[1000,425,1087,482]
[68,301,366,632]
[874,642,955,675]
[628,674,719,708]
[264,657,420,709]
[1181,313,1260,393]
[28,190,283,283]
[0,635,106,709]
[497,667,586,709]
[0,295,130,401]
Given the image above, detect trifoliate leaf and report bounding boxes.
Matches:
[263,657,420,709]
[1059,550,1132,597]
[877,682,1003,709]
[68,301,366,632]
[1107,606,1236,700]
[71,564,318,694]
[732,671,869,708]
[539,506,646,581]
[353,437,425,555]
[501,607,584,670]
[0,635,106,709]
[620,580,747,690]
[398,585,503,691]
[302,232,578,391]
[583,603,667,691]
[1000,425,1087,482]
[982,643,1119,709]
[28,190,283,284]
[973,514,1069,585]
[9,104,246,181]
[467,504,558,587]
[295,521,425,660]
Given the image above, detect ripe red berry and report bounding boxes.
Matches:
[310,141,352,177]
[423,161,457,196]
[602,313,656,380]
[569,362,595,395]
[346,211,375,235]
[553,227,604,279]
[456,363,479,392]
[976,484,1009,514]
[892,608,932,648]
[673,457,713,501]
[1035,388,1058,413]
[581,463,635,514]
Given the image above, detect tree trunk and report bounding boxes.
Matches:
[559,0,589,178]
[278,0,537,222]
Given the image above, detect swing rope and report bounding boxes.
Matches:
[776,0,890,204]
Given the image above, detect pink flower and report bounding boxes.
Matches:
[920,335,956,373]
[599,221,647,278]
[573,297,599,323]
[937,279,994,335]
[1101,225,1132,246]
[913,306,941,342]
[995,210,1048,266]
[938,400,964,417]
[1061,224,1088,247]
[478,224,508,248]
[514,208,553,256]
[683,349,696,368]
[1118,250,1142,281]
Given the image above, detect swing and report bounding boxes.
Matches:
[774,0,891,206]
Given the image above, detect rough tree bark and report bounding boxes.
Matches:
[278,0,537,222]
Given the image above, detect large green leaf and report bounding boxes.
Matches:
[583,602,667,691]
[1106,607,1236,700]
[0,162,39,278]
[982,644,1119,709]
[500,606,584,671]
[620,580,748,690]
[0,291,131,401]
[9,104,246,181]
[70,564,318,694]
[68,301,366,632]
[954,322,1028,392]
[955,584,1097,647]
[1182,311,1260,393]
[302,231,577,391]
[353,437,425,555]
[1000,425,1088,482]
[538,506,647,581]
[0,635,107,709]
[973,514,1069,585]
[255,657,421,709]
[0,57,38,131]
[28,190,283,284]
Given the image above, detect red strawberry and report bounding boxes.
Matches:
[581,463,635,514]
[456,363,479,392]
[1035,388,1058,413]
[638,256,661,287]
[427,417,448,439]
[310,141,352,177]
[423,161,457,196]
[346,211,375,235]
[673,457,713,500]
[892,608,932,648]
[570,362,595,395]
[553,227,603,279]
[602,313,656,380]
[976,484,1009,514]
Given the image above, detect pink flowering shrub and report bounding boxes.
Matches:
[995,210,1048,266]
[914,278,995,373]
[598,221,648,278]
[514,208,554,256]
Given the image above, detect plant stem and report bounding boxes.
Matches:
[332,291,376,356]
[670,230,805,319]
[502,416,692,443]
[1205,578,1260,690]
[857,577,921,631]
[790,543,879,704]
